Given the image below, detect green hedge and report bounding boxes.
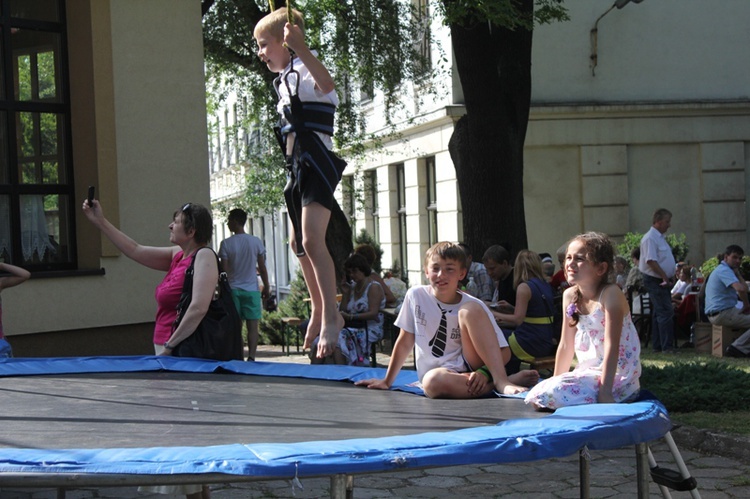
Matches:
[641,361,750,413]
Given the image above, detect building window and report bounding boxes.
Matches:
[282,213,291,284]
[248,127,262,156]
[258,215,266,242]
[213,116,222,172]
[247,216,254,236]
[359,80,374,103]
[365,170,378,241]
[0,0,76,270]
[232,103,239,165]
[223,108,230,169]
[396,163,407,281]
[413,0,431,76]
[342,174,355,222]
[425,156,437,245]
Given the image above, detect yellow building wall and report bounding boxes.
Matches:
[6,0,209,354]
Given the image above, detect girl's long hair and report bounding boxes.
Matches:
[568,232,614,326]
[513,250,546,289]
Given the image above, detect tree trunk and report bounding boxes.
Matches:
[448,1,533,260]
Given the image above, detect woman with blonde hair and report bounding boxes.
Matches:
[492,250,557,374]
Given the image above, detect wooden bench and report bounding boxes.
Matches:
[281,317,302,354]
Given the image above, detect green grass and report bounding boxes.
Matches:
[671,411,750,436]
[640,350,750,436]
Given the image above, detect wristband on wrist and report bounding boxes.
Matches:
[476,365,493,381]
[163,341,173,351]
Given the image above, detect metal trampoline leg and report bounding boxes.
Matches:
[330,473,353,499]
[636,443,651,498]
[663,432,701,499]
[579,447,590,499]
[56,488,66,499]
[647,431,700,498]
[647,446,674,499]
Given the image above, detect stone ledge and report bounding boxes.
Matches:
[671,424,750,464]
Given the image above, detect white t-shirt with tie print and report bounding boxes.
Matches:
[395,285,508,382]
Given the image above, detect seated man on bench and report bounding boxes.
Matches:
[704,245,750,358]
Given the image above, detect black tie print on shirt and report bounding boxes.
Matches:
[429,302,449,357]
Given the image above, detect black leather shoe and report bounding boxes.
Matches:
[725,345,748,358]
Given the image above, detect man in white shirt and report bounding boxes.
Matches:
[639,208,676,352]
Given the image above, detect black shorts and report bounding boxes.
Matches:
[283,132,346,255]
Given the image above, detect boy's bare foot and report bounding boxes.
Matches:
[303,314,321,351]
[509,369,540,388]
[495,381,528,395]
[316,314,345,358]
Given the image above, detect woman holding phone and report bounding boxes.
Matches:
[83,199,215,498]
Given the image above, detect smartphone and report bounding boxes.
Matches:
[87,186,95,207]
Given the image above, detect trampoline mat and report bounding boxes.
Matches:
[0,371,542,450]
[0,356,672,485]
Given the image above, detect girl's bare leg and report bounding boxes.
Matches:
[292,232,322,351]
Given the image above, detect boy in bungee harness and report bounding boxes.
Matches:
[254,6,346,358]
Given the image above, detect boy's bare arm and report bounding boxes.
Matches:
[356,329,414,389]
[283,23,335,94]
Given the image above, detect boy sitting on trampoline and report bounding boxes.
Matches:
[357,242,538,398]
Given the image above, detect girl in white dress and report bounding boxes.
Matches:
[525,232,641,410]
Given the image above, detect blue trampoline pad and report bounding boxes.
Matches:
[0,356,672,485]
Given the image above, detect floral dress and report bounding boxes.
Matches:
[524,304,641,410]
[339,281,385,366]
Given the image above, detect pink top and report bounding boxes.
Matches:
[153,251,192,345]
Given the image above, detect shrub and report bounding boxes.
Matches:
[616,232,689,263]
[259,268,310,345]
[700,255,750,280]
[700,256,720,277]
[641,361,750,413]
[355,229,383,273]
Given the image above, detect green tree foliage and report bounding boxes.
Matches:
[203,0,428,154]
[616,232,690,263]
[203,1,568,250]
